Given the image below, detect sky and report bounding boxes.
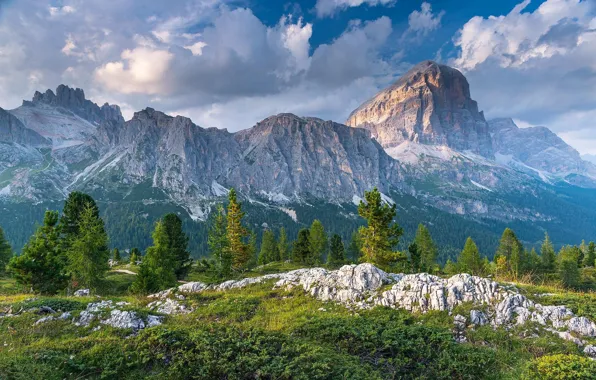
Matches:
[0,0,594,153]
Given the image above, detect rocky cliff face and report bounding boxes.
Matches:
[27,84,123,124]
[346,60,493,159]
[489,118,596,182]
[0,107,48,147]
[232,114,400,200]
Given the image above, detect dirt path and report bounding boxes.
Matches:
[111,269,137,275]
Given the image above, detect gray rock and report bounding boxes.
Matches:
[74,289,90,297]
[470,310,488,326]
[147,298,191,315]
[453,314,468,343]
[101,310,145,330]
[34,316,54,325]
[584,345,596,358]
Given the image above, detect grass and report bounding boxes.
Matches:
[0,266,595,379]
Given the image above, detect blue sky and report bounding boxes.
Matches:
[0,0,595,153]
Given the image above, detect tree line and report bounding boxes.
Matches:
[1,187,595,295]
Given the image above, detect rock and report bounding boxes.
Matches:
[34,316,54,325]
[453,315,468,343]
[470,310,488,326]
[347,60,494,159]
[584,345,596,358]
[565,317,596,337]
[38,306,56,315]
[177,281,209,294]
[74,289,90,297]
[59,312,71,320]
[147,315,163,327]
[102,310,145,330]
[148,298,191,315]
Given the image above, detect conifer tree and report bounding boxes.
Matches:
[162,213,192,279]
[130,248,140,265]
[558,246,580,289]
[132,220,177,292]
[67,204,110,289]
[413,224,437,272]
[293,229,312,264]
[327,234,345,266]
[277,227,289,261]
[578,240,587,267]
[208,205,230,277]
[443,259,458,276]
[7,211,68,295]
[247,230,258,268]
[112,248,121,263]
[309,220,327,264]
[409,242,421,273]
[0,226,12,274]
[347,231,362,263]
[583,242,596,267]
[495,228,525,277]
[357,188,403,267]
[258,229,279,265]
[226,189,250,270]
[456,237,486,276]
[541,233,557,273]
[59,192,101,243]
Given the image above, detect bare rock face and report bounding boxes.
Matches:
[489,118,596,183]
[28,84,123,124]
[0,107,48,146]
[347,60,494,158]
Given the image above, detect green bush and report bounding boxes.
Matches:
[524,354,596,379]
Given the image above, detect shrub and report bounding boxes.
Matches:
[524,354,596,379]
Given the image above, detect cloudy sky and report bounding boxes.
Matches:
[0,0,595,153]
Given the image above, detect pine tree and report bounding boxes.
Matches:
[413,224,437,273]
[558,246,580,289]
[293,229,312,264]
[309,220,327,264]
[347,231,362,263]
[247,230,258,268]
[59,192,101,243]
[130,248,140,265]
[208,205,230,277]
[583,242,596,267]
[226,189,250,270]
[578,240,587,267]
[112,248,121,263]
[443,259,458,276]
[409,242,421,273]
[0,226,13,274]
[258,229,279,265]
[130,261,158,294]
[541,233,557,273]
[495,228,525,277]
[134,220,177,291]
[7,211,68,295]
[456,237,486,276]
[67,204,110,290]
[327,234,345,266]
[277,227,289,261]
[162,213,192,279]
[357,188,403,267]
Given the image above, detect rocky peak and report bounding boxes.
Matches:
[347,60,494,158]
[0,107,48,146]
[26,84,124,124]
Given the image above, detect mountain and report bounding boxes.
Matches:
[584,154,596,165]
[489,118,596,185]
[2,66,596,258]
[346,60,493,159]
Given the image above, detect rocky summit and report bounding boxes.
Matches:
[346,60,494,159]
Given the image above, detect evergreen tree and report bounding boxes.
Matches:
[112,248,121,263]
[409,242,421,273]
[258,229,279,265]
[130,261,158,294]
[495,228,525,277]
[130,248,140,265]
[347,231,362,263]
[277,227,289,261]
[327,234,345,266]
[309,220,327,264]
[59,192,101,242]
[133,220,177,292]
[247,230,258,268]
[456,237,486,276]
[208,205,230,277]
[162,213,192,279]
[67,204,110,290]
[540,233,557,273]
[357,188,403,267]
[583,242,596,267]
[528,248,541,272]
[293,229,312,264]
[443,259,458,276]
[558,246,580,289]
[7,211,68,295]
[0,226,13,274]
[578,240,587,267]
[226,189,250,270]
[413,224,437,273]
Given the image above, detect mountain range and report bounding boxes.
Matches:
[1,60,595,258]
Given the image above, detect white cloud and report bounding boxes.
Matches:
[451,0,596,154]
[407,2,444,36]
[315,0,394,18]
[95,47,174,94]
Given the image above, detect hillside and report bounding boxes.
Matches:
[2,263,596,379]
